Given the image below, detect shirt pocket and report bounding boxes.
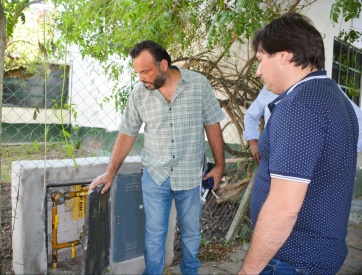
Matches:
[139,100,168,125]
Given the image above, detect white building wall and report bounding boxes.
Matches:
[2,107,70,124]
[67,46,131,131]
[305,0,362,78]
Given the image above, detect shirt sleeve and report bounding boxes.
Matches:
[338,87,362,152]
[243,92,267,141]
[346,98,362,152]
[202,79,225,125]
[118,88,143,136]
[269,101,326,183]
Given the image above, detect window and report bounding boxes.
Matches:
[3,64,70,108]
[332,38,362,106]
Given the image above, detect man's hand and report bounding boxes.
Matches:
[249,139,260,165]
[203,164,224,190]
[89,172,114,194]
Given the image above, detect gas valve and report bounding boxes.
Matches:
[51,191,65,205]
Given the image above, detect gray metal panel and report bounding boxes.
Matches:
[113,172,144,262]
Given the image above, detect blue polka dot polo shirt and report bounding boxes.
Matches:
[250,70,358,274]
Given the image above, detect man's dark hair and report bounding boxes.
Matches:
[130,40,172,66]
[252,12,325,70]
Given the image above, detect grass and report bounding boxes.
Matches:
[0,143,96,183]
[199,238,234,261]
[236,219,253,244]
[198,218,253,262]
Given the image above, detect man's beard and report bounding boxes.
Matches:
[143,70,167,90]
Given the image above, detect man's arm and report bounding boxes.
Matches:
[89,133,136,194]
[244,94,265,164]
[239,178,308,274]
[204,122,225,190]
[248,139,260,165]
[346,97,362,152]
[244,100,264,141]
[244,88,278,163]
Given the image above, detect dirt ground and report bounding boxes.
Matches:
[1,182,13,274]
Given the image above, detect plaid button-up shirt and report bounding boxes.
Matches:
[119,68,225,190]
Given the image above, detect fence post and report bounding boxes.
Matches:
[0,3,7,273]
[225,168,257,241]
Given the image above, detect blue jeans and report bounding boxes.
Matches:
[260,258,309,275]
[142,167,202,275]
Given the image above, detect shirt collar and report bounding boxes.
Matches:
[144,66,184,96]
[179,68,192,84]
[267,70,327,112]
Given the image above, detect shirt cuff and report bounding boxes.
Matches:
[243,130,260,141]
[270,173,311,184]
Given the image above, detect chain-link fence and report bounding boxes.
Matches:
[1,5,256,274]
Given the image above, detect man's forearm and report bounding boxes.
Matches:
[205,123,225,168]
[240,201,298,274]
[248,139,260,164]
[240,178,307,274]
[204,123,225,189]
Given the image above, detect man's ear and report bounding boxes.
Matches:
[280,51,293,65]
[160,59,168,71]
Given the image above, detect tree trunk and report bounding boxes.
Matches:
[0,2,6,273]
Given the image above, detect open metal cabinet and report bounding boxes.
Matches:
[81,162,145,274]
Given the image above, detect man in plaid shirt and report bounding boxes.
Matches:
[90,40,225,275]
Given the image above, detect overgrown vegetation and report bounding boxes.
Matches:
[198,217,252,262]
[199,238,234,262]
[236,219,253,244]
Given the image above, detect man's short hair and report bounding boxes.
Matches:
[252,12,325,70]
[130,40,172,66]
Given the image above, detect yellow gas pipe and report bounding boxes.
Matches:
[51,189,87,269]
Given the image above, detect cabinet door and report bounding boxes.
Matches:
[81,184,110,274]
[113,172,145,262]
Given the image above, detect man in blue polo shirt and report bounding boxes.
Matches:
[239,13,358,275]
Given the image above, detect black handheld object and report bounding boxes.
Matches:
[200,159,216,203]
[95,183,105,193]
[202,163,215,190]
[202,162,215,190]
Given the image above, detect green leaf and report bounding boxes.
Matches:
[33,140,39,151]
[62,129,71,138]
